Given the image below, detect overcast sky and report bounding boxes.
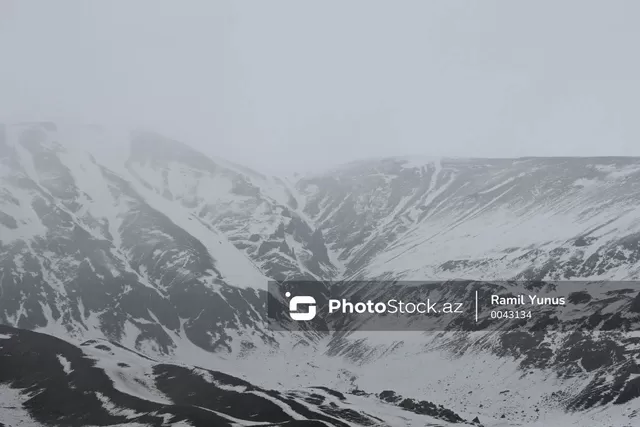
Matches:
[1,1,640,174]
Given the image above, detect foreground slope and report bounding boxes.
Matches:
[0,325,471,427]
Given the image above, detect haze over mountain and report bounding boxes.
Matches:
[1,122,640,426]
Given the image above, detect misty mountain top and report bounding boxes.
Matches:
[3,121,640,178]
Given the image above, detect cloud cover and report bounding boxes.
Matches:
[1,0,639,174]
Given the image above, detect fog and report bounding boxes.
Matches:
[1,0,640,174]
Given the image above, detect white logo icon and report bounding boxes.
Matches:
[285,292,317,321]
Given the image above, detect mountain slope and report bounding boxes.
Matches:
[298,156,640,280]
[126,130,336,281]
[0,122,317,356]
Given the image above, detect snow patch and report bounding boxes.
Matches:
[0,384,41,427]
[56,354,73,374]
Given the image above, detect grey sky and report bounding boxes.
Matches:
[1,1,640,174]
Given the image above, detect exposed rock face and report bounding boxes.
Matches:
[1,324,444,427]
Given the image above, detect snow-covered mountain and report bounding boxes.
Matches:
[298,156,640,281]
[0,122,336,353]
[1,122,640,426]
